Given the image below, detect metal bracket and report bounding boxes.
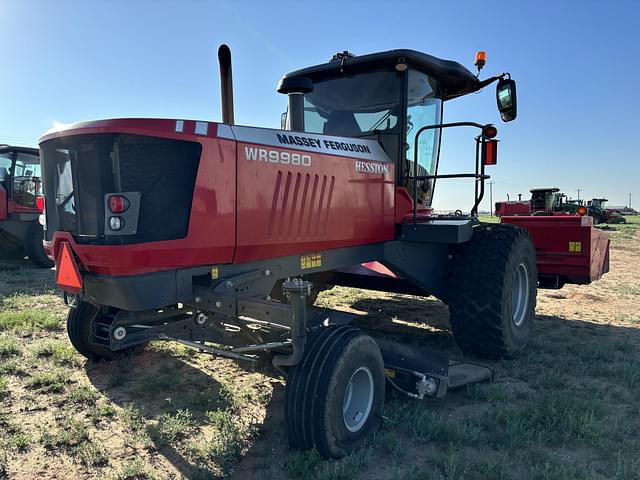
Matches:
[191,268,279,318]
[272,278,312,370]
[63,292,80,309]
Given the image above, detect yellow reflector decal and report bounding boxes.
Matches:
[384,368,396,379]
[211,266,219,279]
[301,254,322,270]
[569,241,582,253]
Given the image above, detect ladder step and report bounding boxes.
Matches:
[447,362,493,389]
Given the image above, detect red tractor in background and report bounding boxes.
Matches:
[494,195,530,216]
[497,189,627,226]
[496,187,580,217]
[40,46,610,457]
[0,145,53,267]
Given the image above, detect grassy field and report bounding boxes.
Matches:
[1,217,639,479]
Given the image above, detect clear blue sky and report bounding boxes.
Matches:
[1,0,638,210]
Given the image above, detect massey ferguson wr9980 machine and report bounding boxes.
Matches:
[40,46,610,458]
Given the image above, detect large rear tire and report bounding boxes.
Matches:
[285,326,385,458]
[24,221,54,268]
[67,301,145,361]
[448,224,537,359]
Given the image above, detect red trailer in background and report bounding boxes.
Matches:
[494,187,609,287]
[501,215,609,288]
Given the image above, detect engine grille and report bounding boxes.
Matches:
[41,133,201,245]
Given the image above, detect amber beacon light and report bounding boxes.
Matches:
[474,50,486,73]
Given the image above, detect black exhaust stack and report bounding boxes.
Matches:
[277,76,313,132]
[218,44,235,125]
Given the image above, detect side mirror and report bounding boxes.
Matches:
[281,111,287,130]
[496,78,517,122]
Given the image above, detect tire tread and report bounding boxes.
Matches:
[24,221,53,268]
[449,223,537,358]
[285,326,381,458]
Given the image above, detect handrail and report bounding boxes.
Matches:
[410,122,490,224]
[409,173,490,180]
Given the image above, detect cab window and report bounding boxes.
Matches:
[405,69,442,205]
[13,152,42,208]
[0,153,12,189]
[14,153,41,178]
[303,71,402,137]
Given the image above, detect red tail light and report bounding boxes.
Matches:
[108,195,130,213]
[482,139,498,165]
[36,196,45,211]
[576,206,587,216]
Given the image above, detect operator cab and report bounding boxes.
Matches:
[589,198,608,209]
[0,146,43,210]
[530,187,561,212]
[279,49,516,208]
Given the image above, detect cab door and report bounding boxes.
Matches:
[0,150,13,219]
[11,151,42,212]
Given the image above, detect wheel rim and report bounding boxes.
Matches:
[511,262,530,327]
[343,366,374,433]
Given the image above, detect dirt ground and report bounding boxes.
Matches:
[1,218,639,480]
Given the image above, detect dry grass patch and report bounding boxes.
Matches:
[0,336,21,358]
[33,338,82,366]
[0,309,61,333]
[25,369,70,393]
[41,416,108,467]
[0,220,638,479]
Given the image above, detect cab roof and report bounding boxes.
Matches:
[0,145,39,156]
[281,49,482,101]
[530,187,561,193]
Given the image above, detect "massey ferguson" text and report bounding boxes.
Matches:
[244,147,312,167]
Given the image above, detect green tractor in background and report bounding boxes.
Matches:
[588,198,626,225]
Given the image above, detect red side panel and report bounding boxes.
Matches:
[235,144,395,263]
[0,187,7,220]
[501,215,610,283]
[395,187,433,223]
[395,187,415,223]
[44,119,392,275]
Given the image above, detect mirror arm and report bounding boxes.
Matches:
[477,72,510,90]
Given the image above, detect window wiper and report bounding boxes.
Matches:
[368,111,392,132]
[57,191,74,210]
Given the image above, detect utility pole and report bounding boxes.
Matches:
[577,188,581,200]
[489,181,495,216]
[629,193,633,209]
